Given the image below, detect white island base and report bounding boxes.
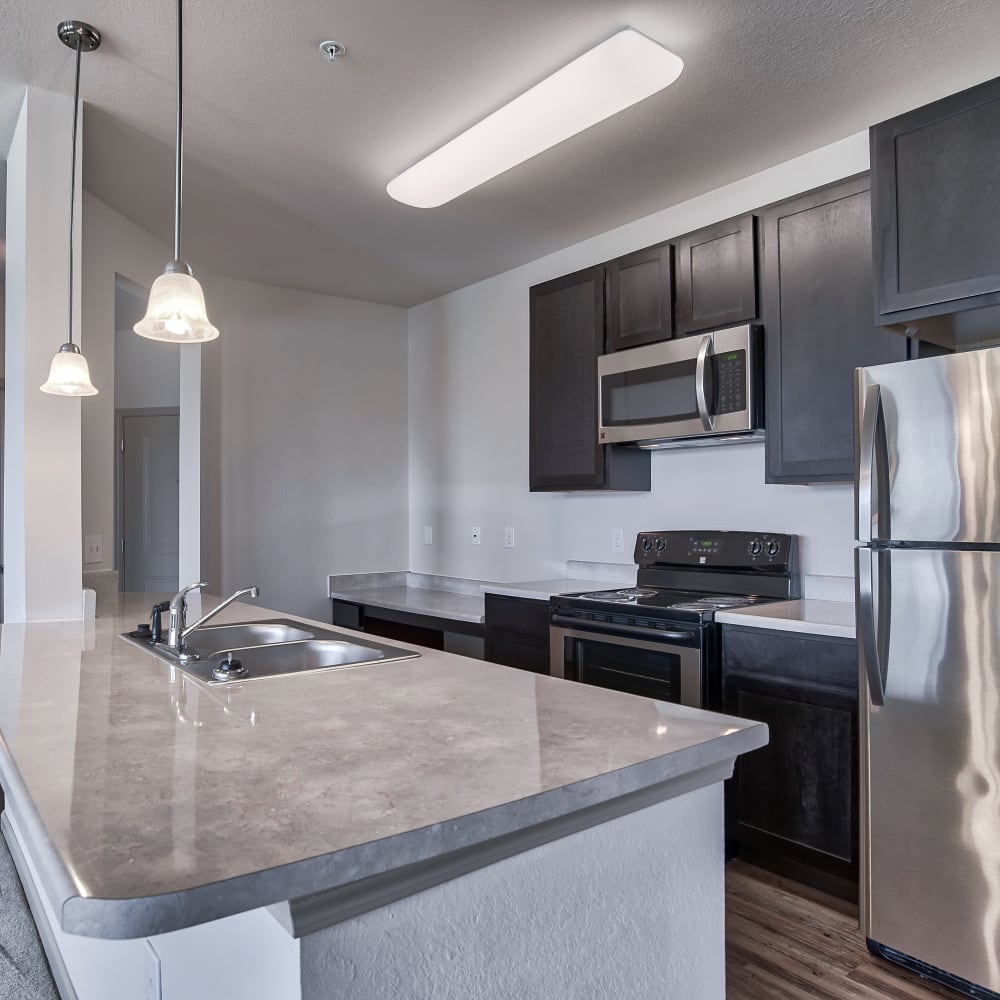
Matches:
[9,780,726,1000]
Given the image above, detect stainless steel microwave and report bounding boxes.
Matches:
[597,324,764,449]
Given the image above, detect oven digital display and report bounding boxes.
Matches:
[688,537,721,556]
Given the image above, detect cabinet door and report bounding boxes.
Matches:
[606,242,673,351]
[724,673,858,896]
[872,75,1000,323]
[763,176,908,483]
[484,595,551,674]
[529,268,650,492]
[674,215,758,335]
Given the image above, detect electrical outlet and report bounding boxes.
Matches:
[84,535,103,564]
[471,526,481,545]
[144,941,162,1000]
[504,526,515,549]
[424,526,433,545]
[612,528,624,553]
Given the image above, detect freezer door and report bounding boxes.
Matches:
[856,346,1000,544]
[860,546,1000,990]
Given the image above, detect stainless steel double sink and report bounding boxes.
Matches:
[123,618,420,684]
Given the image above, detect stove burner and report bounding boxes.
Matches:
[578,587,658,603]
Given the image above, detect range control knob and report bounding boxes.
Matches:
[765,539,781,556]
[642,537,653,553]
[654,538,666,553]
[747,538,762,555]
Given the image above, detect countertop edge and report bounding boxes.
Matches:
[52,723,765,939]
[715,600,856,639]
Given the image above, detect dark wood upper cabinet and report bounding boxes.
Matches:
[606,242,673,351]
[872,75,1000,324]
[674,214,758,335]
[763,176,908,484]
[529,266,650,492]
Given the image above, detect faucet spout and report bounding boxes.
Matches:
[182,586,261,643]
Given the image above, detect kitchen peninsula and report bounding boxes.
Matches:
[0,594,766,1000]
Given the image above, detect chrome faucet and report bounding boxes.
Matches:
[165,582,261,658]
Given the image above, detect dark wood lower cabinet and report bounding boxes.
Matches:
[722,625,858,902]
[484,594,550,674]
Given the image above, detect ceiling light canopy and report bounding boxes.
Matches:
[387,28,683,209]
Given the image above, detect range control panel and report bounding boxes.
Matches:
[634,530,797,571]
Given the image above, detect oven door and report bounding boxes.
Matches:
[549,623,702,708]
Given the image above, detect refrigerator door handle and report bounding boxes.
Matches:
[858,547,888,706]
[858,382,884,544]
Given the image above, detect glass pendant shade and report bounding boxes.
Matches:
[133,269,219,343]
[40,342,98,396]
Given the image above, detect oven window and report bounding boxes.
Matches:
[601,359,699,426]
[573,638,684,703]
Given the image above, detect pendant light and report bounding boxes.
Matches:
[134,0,218,343]
[41,21,101,397]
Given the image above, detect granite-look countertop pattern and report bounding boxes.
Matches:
[0,595,766,940]
[715,599,855,639]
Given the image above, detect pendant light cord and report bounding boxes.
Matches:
[174,0,183,262]
[68,34,82,346]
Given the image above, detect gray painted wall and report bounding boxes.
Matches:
[210,277,409,622]
[407,132,871,584]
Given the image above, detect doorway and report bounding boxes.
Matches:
[117,409,180,593]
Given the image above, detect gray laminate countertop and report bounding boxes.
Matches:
[328,573,486,623]
[715,599,856,639]
[0,595,766,940]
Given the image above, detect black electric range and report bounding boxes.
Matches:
[549,530,799,709]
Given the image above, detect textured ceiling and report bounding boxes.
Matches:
[1,0,999,307]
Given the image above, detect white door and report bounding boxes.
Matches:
[121,413,179,593]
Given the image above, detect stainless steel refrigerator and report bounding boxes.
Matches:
[856,347,1000,998]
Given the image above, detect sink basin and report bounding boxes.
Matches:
[185,638,418,684]
[121,617,420,683]
[186,621,315,654]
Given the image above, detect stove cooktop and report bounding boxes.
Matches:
[571,587,776,616]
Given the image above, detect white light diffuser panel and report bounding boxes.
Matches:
[387,28,684,208]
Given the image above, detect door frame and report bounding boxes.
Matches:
[114,407,181,586]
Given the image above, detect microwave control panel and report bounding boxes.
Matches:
[714,350,747,414]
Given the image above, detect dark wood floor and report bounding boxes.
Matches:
[726,862,959,1000]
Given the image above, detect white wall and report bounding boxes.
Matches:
[4,88,83,621]
[408,132,872,583]
[114,329,180,410]
[211,277,408,622]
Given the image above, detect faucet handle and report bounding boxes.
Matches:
[177,581,210,598]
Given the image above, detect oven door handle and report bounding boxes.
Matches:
[550,619,697,646]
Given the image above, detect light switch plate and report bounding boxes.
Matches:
[471,526,481,545]
[84,535,103,564]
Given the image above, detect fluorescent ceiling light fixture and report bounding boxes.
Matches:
[387,28,683,208]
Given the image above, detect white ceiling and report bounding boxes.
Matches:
[1,0,999,307]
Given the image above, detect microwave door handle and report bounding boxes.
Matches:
[695,334,715,432]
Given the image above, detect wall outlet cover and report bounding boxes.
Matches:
[612,528,625,553]
[424,526,433,545]
[472,526,481,545]
[84,535,103,564]
[504,527,515,549]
